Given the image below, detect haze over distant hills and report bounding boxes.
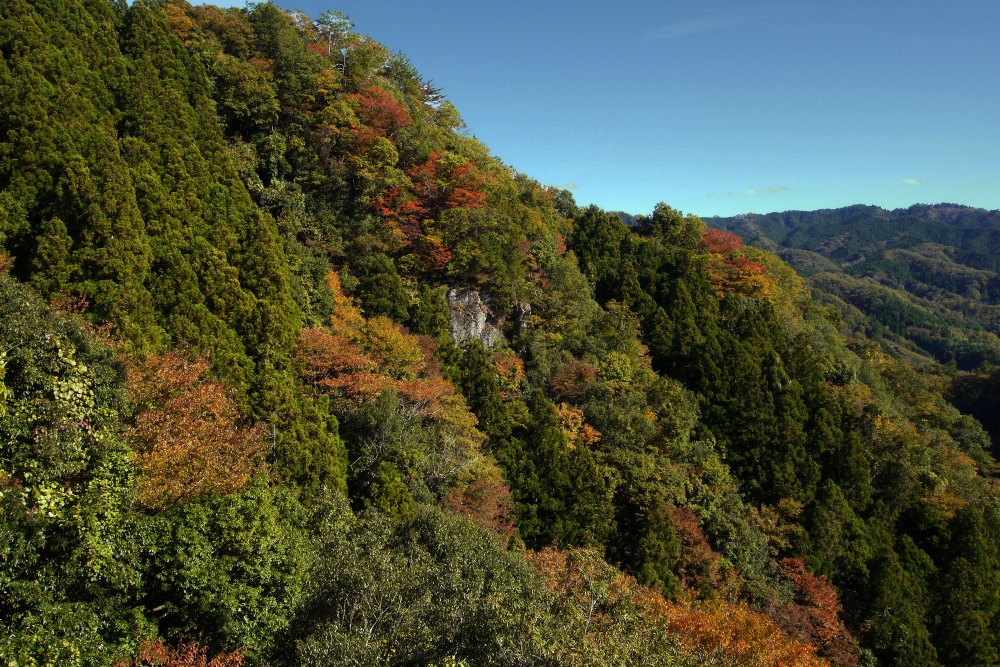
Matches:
[706,204,1000,369]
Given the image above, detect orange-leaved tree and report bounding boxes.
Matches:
[528,546,828,667]
[557,402,601,448]
[126,352,266,510]
[116,639,245,667]
[442,456,516,539]
[653,597,828,667]
[299,273,486,497]
[298,274,450,412]
[667,505,727,596]
[527,547,653,662]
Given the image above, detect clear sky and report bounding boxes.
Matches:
[200,1,1000,218]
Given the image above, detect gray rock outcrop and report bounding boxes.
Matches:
[447,287,503,347]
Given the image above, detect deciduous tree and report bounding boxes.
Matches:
[126,352,266,509]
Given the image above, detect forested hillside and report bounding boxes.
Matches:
[2,2,999,666]
[706,205,1000,370]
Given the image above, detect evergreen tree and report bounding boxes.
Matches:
[351,253,410,322]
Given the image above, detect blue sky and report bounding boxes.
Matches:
[199,1,1000,218]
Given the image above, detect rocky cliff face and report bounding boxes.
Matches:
[447,287,503,347]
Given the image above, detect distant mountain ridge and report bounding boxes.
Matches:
[706,204,1000,369]
[708,204,1000,263]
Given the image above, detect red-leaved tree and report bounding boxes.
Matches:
[346,85,412,139]
[701,227,774,299]
[667,506,725,595]
[370,151,487,269]
[766,557,861,667]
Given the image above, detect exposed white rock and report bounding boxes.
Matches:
[447,287,503,347]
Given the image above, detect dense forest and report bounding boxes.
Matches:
[2,2,999,666]
[706,205,1000,370]
[707,206,1000,469]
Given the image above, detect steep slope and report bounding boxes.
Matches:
[2,2,999,666]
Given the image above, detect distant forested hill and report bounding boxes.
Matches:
[706,205,1000,369]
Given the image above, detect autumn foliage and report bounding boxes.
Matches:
[299,273,486,495]
[548,358,598,399]
[527,547,631,634]
[701,227,745,256]
[655,599,827,667]
[702,227,775,299]
[528,547,826,666]
[346,85,412,138]
[557,402,601,447]
[5,3,999,664]
[667,506,726,595]
[766,558,860,667]
[298,274,457,418]
[371,151,488,268]
[117,639,245,667]
[442,466,516,539]
[126,352,266,510]
[407,152,487,214]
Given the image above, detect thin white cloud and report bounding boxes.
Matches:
[903,178,921,186]
[735,186,789,197]
[642,4,805,42]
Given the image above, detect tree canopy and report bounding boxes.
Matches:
[1,2,998,665]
